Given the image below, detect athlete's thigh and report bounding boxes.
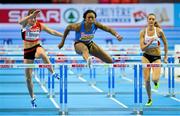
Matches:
[142,56,151,81]
[36,47,51,64]
[74,42,89,54]
[90,42,112,63]
[35,47,45,58]
[152,59,161,80]
[24,59,34,75]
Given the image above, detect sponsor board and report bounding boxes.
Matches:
[0,4,174,27]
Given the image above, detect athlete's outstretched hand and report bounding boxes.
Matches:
[58,42,64,49]
[164,55,168,63]
[116,34,123,41]
[32,10,40,17]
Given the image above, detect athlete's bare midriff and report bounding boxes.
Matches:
[23,41,40,49]
[144,47,161,56]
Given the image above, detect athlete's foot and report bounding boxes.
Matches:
[52,73,60,80]
[145,99,152,106]
[31,98,37,108]
[154,82,159,90]
[87,57,92,68]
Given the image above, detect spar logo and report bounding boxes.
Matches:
[0,9,61,23]
[63,8,80,23]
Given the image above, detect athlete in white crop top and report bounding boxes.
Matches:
[18,9,63,108]
[140,13,168,106]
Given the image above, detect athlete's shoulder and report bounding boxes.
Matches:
[94,21,101,25]
[156,27,163,32]
[140,28,146,34]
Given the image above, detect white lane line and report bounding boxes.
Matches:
[122,77,133,82]
[170,97,180,102]
[34,74,60,109]
[78,76,87,82]
[76,75,128,108]
[91,85,103,93]
[110,97,128,108]
[122,76,180,102]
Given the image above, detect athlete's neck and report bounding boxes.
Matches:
[147,25,154,31]
[85,22,92,28]
[84,22,92,32]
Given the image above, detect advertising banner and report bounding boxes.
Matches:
[0,4,174,28]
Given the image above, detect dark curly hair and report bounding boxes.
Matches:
[83,9,97,19]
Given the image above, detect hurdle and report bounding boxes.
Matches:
[0,62,179,115]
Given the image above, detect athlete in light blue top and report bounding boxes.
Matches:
[140,13,168,106]
[58,10,122,67]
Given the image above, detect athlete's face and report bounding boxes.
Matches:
[85,13,96,24]
[147,15,156,26]
[28,16,36,26]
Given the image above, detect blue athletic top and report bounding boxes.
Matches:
[75,21,97,43]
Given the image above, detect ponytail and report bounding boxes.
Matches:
[154,21,161,28]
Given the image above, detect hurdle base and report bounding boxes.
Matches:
[165,94,171,97]
[132,110,143,115]
[110,94,116,98]
[47,93,51,98]
[172,94,176,97]
[59,111,68,115]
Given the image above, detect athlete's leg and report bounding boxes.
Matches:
[35,47,55,74]
[142,56,152,106]
[89,42,113,63]
[152,59,161,89]
[74,42,90,61]
[24,59,34,99]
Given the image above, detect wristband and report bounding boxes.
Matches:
[116,34,120,38]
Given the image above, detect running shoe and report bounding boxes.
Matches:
[52,73,60,80]
[154,82,159,90]
[31,98,37,108]
[145,99,152,106]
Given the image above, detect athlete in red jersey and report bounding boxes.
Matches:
[18,9,63,108]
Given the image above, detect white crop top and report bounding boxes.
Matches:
[144,27,160,49]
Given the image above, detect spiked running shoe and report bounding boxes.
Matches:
[154,82,159,90]
[52,73,60,80]
[31,98,37,108]
[145,99,152,106]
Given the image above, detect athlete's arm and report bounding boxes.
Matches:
[18,10,40,27]
[41,23,63,37]
[58,23,80,49]
[158,28,168,63]
[95,22,122,41]
[140,29,154,51]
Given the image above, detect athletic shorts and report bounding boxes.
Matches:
[74,41,93,51]
[24,44,42,60]
[143,53,161,63]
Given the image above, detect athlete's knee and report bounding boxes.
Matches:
[104,57,113,63]
[152,78,159,83]
[82,50,89,55]
[25,69,32,79]
[107,59,113,63]
[26,76,32,83]
[145,80,151,87]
